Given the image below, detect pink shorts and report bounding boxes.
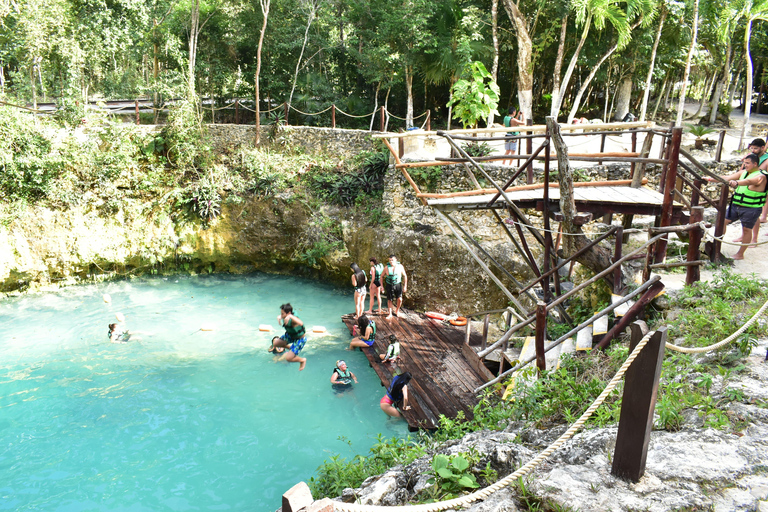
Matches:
[380,395,394,406]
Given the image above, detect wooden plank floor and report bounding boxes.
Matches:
[427,185,683,218]
[342,309,492,431]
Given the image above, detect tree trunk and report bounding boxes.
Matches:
[547,116,615,285]
[552,14,592,120]
[405,64,414,128]
[488,0,499,126]
[739,18,754,149]
[687,72,714,119]
[676,0,699,126]
[254,0,270,146]
[709,39,733,125]
[651,76,667,120]
[502,0,533,120]
[639,7,666,121]
[369,81,380,131]
[188,0,200,101]
[549,15,569,118]
[288,1,316,113]
[614,69,634,121]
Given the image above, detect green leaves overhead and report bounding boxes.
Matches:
[447,61,499,129]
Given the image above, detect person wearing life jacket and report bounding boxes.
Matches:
[379,334,401,364]
[383,254,408,319]
[330,360,358,386]
[380,372,412,418]
[366,257,385,315]
[350,262,367,319]
[707,153,768,260]
[733,139,768,247]
[348,315,376,350]
[271,303,308,370]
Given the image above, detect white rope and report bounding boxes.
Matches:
[289,104,333,116]
[665,294,768,353]
[704,230,768,247]
[383,108,427,121]
[335,106,373,119]
[335,333,654,512]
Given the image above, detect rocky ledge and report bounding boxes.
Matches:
[334,339,768,512]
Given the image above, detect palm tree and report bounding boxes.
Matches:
[738,0,768,148]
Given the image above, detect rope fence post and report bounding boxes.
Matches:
[654,126,683,264]
[711,184,730,263]
[426,110,431,131]
[135,100,140,125]
[612,323,667,482]
[235,100,239,125]
[599,133,606,164]
[284,102,289,125]
[715,130,726,162]
[331,104,336,128]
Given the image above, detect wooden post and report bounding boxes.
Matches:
[712,185,729,263]
[331,104,336,128]
[135,100,140,125]
[686,206,704,286]
[654,126,683,264]
[691,178,703,207]
[613,227,623,294]
[611,324,667,482]
[380,106,385,132]
[235,100,240,124]
[542,126,552,303]
[715,130,726,162]
[535,302,547,372]
[629,129,638,176]
[595,280,665,350]
[426,110,431,131]
[482,314,490,351]
[599,133,607,164]
[465,319,471,346]
[284,102,289,125]
[526,119,534,184]
[398,137,404,159]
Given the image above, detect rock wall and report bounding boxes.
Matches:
[205,124,378,158]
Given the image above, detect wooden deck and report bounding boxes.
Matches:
[427,184,683,218]
[342,309,494,431]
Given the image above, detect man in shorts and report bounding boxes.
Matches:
[271,303,308,370]
[383,254,407,319]
[734,138,768,246]
[708,153,768,260]
[502,106,525,166]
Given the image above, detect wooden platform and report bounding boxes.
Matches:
[342,309,494,431]
[427,184,683,218]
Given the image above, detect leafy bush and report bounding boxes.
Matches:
[461,141,492,158]
[408,166,443,193]
[422,453,480,502]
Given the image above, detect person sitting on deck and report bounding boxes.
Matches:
[331,360,358,386]
[380,372,412,418]
[348,315,376,350]
[379,334,401,364]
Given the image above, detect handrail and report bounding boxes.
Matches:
[474,275,661,393]
[477,232,665,358]
[371,121,654,139]
[486,139,549,207]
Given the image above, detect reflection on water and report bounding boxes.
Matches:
[0,273,407,511]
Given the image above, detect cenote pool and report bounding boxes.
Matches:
[0,273,409,511]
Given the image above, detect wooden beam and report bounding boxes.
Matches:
[612,324,667,482]
[370,121,655,138]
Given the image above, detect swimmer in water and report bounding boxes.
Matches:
[330,360,358,386]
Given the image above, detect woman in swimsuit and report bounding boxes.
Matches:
[380,372,412,418]
[350,262,367,319]
[348,315,376,350]
[366,257,384,315]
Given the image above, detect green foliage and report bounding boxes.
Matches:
[447,61,500,129]
[461,141,493,158]
[162,99,212,173]
[309,434,426,499]
[306,149,388,206]
[423,453,479,501]
[185,171,222,221]
[0,107,64,202]
[685,124,716,139]
[408,166,444,193]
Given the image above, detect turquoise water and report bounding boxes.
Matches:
[0,274,408,511]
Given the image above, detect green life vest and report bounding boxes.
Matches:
[759,153,768,166]
[385,263,403,285]
[363,320,377,341]
[333,367,352,384]
[284,317,306,340]
[732,169,768,208]
[374,263,384,280]
[385,342,400,360]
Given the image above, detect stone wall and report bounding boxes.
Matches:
[205,124,379,158]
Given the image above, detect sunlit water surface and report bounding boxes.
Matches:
[0,274,407,511]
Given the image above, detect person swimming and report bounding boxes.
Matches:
[331,360,358,386]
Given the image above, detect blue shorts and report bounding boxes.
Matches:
[726,204,762,229]
[281,334,307,355]
[361,338,375,347]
